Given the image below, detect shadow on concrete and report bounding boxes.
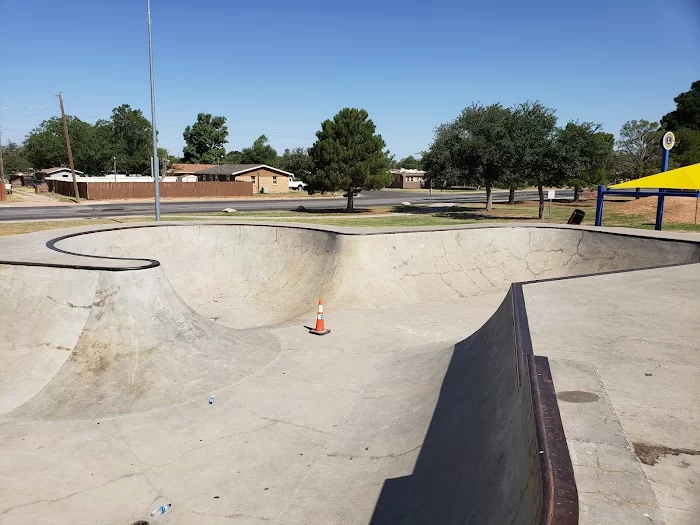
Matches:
[369,291,544,524]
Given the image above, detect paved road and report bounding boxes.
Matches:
[0,189,573,221]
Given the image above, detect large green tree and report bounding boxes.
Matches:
[108,104,153,174]
[1,141,30,173]
[308,108,392,211]
[281,147,313,181]
[182,113,228,163]
[240,135,279,166]
[662,80,700,132]
[558,122,614,201]
[615,119,660,180]
[24,116,112,175]
[511,101,561,219]
[660,81,700,167]
[452,103,513,211]
[423,124,463,189]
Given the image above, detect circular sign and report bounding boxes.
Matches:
[661,131,675,150]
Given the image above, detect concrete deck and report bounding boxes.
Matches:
[0,223,698,525]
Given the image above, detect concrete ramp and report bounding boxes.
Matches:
[52,225,700,327]
[8,266,279,420]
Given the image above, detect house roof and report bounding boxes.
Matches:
[38,167,84,175]
[169,163,216,174]
[195,164,294,177]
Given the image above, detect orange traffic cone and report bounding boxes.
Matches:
[309,299,331,335]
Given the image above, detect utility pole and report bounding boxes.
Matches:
[113,156,117,182]
[0,131,5,183]
[147,0,161,220]
[57,92,80,202]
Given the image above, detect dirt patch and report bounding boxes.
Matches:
[633,442,700,466]
[616,196,700,224]
[556,390,600,403]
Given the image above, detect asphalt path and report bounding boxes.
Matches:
[0,189,574,221]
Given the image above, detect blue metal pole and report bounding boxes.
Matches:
[595,185,605,226]
[655,189,665,230]
[655,149,670,230]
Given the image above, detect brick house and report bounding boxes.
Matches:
[195,164,292,193]
[390,169,426,189]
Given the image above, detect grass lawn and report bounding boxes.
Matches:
[1,198,699,236]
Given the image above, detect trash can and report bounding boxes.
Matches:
[567,209,585,225]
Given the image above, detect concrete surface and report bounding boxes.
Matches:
[0,223,699,524]
[525,264,700,525]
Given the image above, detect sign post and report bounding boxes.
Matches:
[547,189,556,222]
[655,132,675,230]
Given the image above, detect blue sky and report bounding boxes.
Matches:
[1,0,699,159]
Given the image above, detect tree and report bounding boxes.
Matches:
[223,150,242,164]
[558,122,614,201]
[662,80,700,132]
[308,108,392,211]
[108,105,153,174]
[615,119,660,180]
[182,113,228,163]
[659,81,700,168]
[240,135,279,166]
[452,103,513,211]
[396,155,422,170]
[24,116,112,174]
[511,101,561,219]
[281,147,313,181]
[423,124,463,189]
[1,141,30,173]
[670,128,700,167]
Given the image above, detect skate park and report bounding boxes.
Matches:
[0,222,699,525]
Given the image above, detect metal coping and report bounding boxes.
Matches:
[513,283,579,524]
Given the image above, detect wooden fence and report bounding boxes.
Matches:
[50,180,253,200]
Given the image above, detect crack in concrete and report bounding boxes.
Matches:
[0,471,142,515]
[325,444,421,461]
[46,296,91,309]
[112,418,162,498]
[187,508,273,521]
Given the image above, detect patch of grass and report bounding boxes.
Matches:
[2,199,699,236]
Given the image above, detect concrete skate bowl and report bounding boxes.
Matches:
[1,223,699,525]
[49,224,700,329]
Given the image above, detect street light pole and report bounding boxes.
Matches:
[146,0,161,220]
[113,156,117,183]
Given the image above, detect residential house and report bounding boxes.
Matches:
[195,164,293,193]
[38,167,85,180]
[390,169,426,189]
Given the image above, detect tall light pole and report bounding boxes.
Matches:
[147,0,161,220]
[113,156,117,182]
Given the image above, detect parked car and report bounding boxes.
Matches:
[288,176,307,190]
[4,179,11,195]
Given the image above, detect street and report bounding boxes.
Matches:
[0,189,573,221]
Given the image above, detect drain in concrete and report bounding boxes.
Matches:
[556,390,599,403]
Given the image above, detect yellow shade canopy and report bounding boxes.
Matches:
[610,163,700,190]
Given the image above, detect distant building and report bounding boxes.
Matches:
[38,167,85,180]
[390,169,425,189]
[194,164,293,193]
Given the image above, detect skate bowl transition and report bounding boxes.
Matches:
[1,223,699,525]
